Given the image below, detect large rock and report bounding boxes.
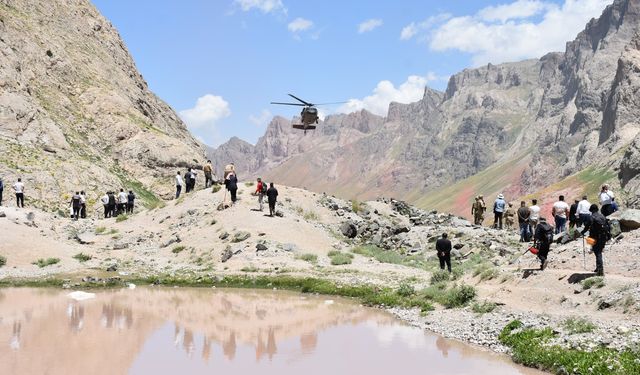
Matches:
[339,222,358,239]
[609,209,640,231]
[76,231,96,245]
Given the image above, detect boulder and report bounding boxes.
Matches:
[609,210,640,231]
[282,243,298,252]
[221,246,233,262]
[340,221,358,238]
[232,231,251,243]
[219,231,229,240]
[0,211,5,218]
[256,243,268,251]
[76,231,96,245]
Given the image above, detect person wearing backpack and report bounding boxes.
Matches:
[255,178,266,211]
[226,173,238,204]
[70,191,82,221]
[534,217,554,270]
[581,204,609,276]
[266,182,279,217]
[493,194,507,229]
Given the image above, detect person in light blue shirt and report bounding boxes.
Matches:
[493,194,507,229]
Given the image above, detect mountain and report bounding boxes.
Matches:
[209,0,640,217]
[0,0,204,210]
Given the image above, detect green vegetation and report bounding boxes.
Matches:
[296,253,318,263]
[109,165,163,209]
[172,246,186,254]
[115,214,129,222]
[72,253,92,262]
[471,301,497,314]
[351,245,426,267]
[421,282,477,308]
[499,320,640,375]
[0,256,6,268]
[245,182,254,187]
[562,317,597,334]
[396,282,416,297]
[212,185,221,193]
[582,277,605,290]
[303,210,320,221]
[430,270,450,284]
[32,258,60,268]
[473,263,499,281]
[95,226,107,235]
[351,200,363,213]
[328,251,353,265]
[240,265,260,272]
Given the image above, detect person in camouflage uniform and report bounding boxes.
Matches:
[504,202,516,229]
[472,195,486,225]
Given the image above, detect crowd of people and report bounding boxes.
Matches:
[98,189,136,219]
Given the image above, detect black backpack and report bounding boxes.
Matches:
[538,222,554,244]
[591,214,612,240]
[261,182,267,194]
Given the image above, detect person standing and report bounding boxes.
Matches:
[127,190,136,214]
[184,169,192,193]
[203,160,213,188]
[552,195,570,234]
[118,189,127,215]
[175,171,184,199]
[189,168,197,191]
[13,178,25,208]
[529,199,541,233]
[577,195,592,227]
[534,217,554,270]
[101,192,110,218]
[107,191,116,218]
[226,173,238,204]
[517,201,531,242]
[493,194,507,229]
[599,185,615,217]
[266,182,279,217]
[504,202,516,230]
[255,178,265,211]
[80,191,87,219]
[0,177,3,206]
[435,233,452,273]
[70,192,82,220]
[472,196,486,225]
[581,204,609,276]
[569,199,579,229]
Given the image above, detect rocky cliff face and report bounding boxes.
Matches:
[0,0,204,210]
[210,0,640,215]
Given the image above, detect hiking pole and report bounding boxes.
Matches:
[581,236,586,270]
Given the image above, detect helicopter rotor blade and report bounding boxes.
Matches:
[270,102,307,106]
[287,94,313,106]
[314,101,348,106]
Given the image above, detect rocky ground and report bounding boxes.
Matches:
[1,182,640,361]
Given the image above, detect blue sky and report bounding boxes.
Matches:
[91,0,611,147]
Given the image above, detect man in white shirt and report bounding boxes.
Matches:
[599,184,615,217]
[175,171,184,199]
[100,192,110,218]
[118,189,127,215]
[552,195,570,234]
[529,199,541,234]
[577,195,591,227]
[13,178,25,208]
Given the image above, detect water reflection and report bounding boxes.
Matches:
[0,287,546,375]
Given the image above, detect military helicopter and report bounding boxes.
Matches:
[271,94,346,133]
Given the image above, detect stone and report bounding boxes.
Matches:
[76,231,96,245]
[340,221,358,238]
[112,242,128,250]
[219,231,229,240]
[221,246,233,263]
[106,264,118,272]
[609,210,640,231]
[0,212,6,218]
[282,243,298,252]
[617,326,630,334]
[161,235,181,248]
[256,243,268,251]
[232,231,251,243]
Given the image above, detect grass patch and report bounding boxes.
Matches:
[430,270,450,284]
[95,226,107,235]
[240,265,260,272]
[582,277,605,290]
[72,253,92,262]
[212,185,221,193]
[420,283,476,308]
[303,210,320,221]
[245,182,254,187]
[499,320,640,374]
[351,245,426,267]
[172,246,186,254]
[328,251,353,265]
[0,255,6,267]
[563,317,596,334]
[351,200,362,213]
[32,258,60,268]
[396,282,416,297]
[115,214,129,222]
[296,253,318,263]
[472,301,497,314]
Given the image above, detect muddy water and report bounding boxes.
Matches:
[0,287,545,375]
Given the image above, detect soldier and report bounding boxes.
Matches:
[471,195,487,225]
[504,202,516,229]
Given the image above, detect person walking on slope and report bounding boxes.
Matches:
[13,178,25,208]
[101,192,110,218]
[534,217,554,270]
[529,199,541,234]
[599,185,615,217]
[255,178,266,211]
[552,195,570,234]
[581,204,610,276]
[175,171,184,199]
[504,202,516,230]
[127,190,136,214]
[517,201,531,242]
[70,191,82,220]
[0,177,4,206]
[266,182,279,217]
[203,160,213,188]
[577,195,592,227]
[225,173,238,204]
[80,191,87,219]
[493,194,507,229]
[472,196,486,225]
[436,233,452,273]
[569,199,579,229]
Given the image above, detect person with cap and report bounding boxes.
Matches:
[472,195,486,225]
[504,202,516,230]
[581,204,609,276]
[493,194,507,229]
[577,195,592,227]
[599,185,615,217]
[436,233,452,273]
[534,217,554,270]
[552,195,570,234]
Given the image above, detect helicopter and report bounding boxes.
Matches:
[271,94,346,134]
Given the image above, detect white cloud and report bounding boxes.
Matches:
[288,17,313,32]
[179,94,231,146]
[248,109,272,127]
[337,73,442,116]
[428,0,610,65]
[233,0,286,14]
[358,18,383,34]
[400,23,418,40]
[400,13,451,40]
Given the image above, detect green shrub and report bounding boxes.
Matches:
[351,200,362,213]
[351,245,411,265]
[296,253,318,263]
[245,182,254,187]
[396,282,415,297]
[95,226,107,234]
[563,317,596,334]
[430,270,450,284]
[329,251,353,265]
[0,256,6,267]
[582,277,605,290]
[443,284,476,308]
[172,246,186,254]
[472,301,497,314]
[451,267,464,280]
[33,258,60,268]
[72,253,92,262]
[241,265,259,272]
[115,214,128,222]
[303,210,320,221]
[212,185,221,193]
[479,267,499,281]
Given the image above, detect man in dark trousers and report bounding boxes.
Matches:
[127,190,136,214]
[534,217,554,270]
[0,177,3,206]
[581,204,609,276]
[266,182,279,217]
[517,201,531,242]
[436,233,452,272]
[225,173,238,204]
[70,192,82,221]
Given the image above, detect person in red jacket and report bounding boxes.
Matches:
[255,178,266,211]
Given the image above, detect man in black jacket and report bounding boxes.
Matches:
[266,183,279,217]
[581,204,609,276]
[436,233,452,272]
[534,217,554,270]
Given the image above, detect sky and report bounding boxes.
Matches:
[91,0,611,147]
